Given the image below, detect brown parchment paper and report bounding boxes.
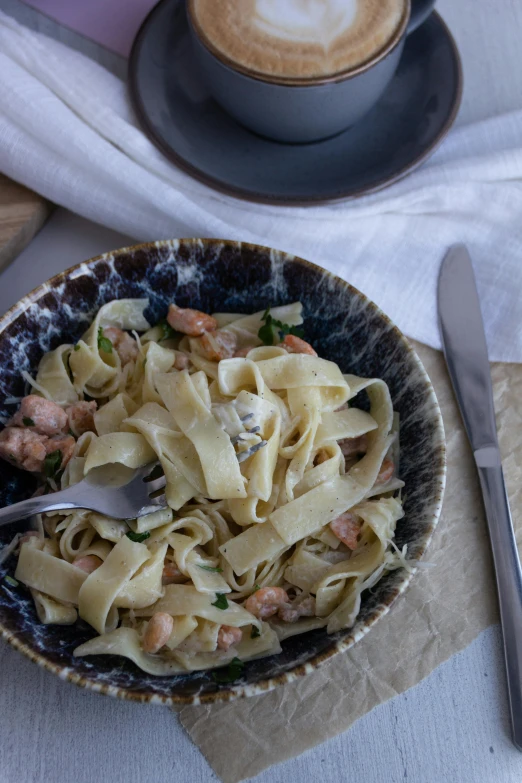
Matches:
[179,343,522,783]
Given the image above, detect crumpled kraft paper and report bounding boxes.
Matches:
[179,343,522,783]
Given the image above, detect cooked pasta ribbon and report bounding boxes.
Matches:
[11,300,406,676]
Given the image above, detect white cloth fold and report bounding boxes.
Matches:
[0,9,522,361]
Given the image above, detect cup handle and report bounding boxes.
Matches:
[407,0,436,34]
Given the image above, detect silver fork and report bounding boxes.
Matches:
[0,462,167,527]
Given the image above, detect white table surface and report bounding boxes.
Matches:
[2,0,522,779]
[1,209,522,783]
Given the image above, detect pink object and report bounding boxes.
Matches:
[23,0,158,57]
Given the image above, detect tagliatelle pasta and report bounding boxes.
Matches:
[2,299,408,678]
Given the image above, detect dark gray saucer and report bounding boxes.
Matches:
[128,1,462,205]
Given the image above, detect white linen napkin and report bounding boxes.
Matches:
[0,9,521,362]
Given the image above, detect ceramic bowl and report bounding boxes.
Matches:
[0,239,446,705]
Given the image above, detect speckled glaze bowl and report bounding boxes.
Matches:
[0,239,445,705]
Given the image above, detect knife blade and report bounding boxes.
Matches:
[438,244,498,452]
[438,244,522,752]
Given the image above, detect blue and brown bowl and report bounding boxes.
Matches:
[0,239,446,705]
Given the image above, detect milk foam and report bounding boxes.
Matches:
[191,0,406,80]
[253,0,359,48]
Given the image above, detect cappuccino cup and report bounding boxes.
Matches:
[187,0,436,143]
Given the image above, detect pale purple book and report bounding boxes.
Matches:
[23,0,158,56]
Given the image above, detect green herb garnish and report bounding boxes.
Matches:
[250,626,261,639]
[4,576,19,587]
[211,657,245,683]
[22,417,34,427]
[258,308,305,346]
[97,327,113,354]
[43,449,62,479]
[252,583,261,592]
[126,530,151,543]
[74,344,81,352]
[156,318,176,341]
[198,565,223,573]
[211,593,229,610]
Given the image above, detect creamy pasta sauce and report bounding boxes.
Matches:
[2,300,406,677]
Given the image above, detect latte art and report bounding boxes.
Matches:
[190,0,407,80]
[253,0,358,49]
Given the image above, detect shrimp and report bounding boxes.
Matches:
[217,625,243,651]
[338,435,368,459]
[167,304,218,337]
[173,352,190,371]
[162,560,185,585]
[46,434,76,470]
[72,555,102,573]
[282,334,317,356]
[339,435,368,472]
[278,595,316,623]
[102,327,139,366]
[66,400,97,437]
[329,511,362,551]
[9,395,67,436]
[18,531,41,548]
[197,330,237,361]
[244,586,289,620]
[0,427,74,474]
[142,612,174,654]
[375,458,394,485]
[233,346,253,358]
[0,428,46,472]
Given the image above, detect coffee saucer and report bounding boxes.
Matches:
[128,0,462,205]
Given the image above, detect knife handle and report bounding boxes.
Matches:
[476,447,522,750]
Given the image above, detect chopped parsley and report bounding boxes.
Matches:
[4,576,19,587]
[258,307,305,346]
[97,327,113,354]
[22,417,34,427]
[198,565,223,573]
[43,449,62,479]
[250,626,261,639]
[211,593,229,610]
[156,318,176,341]
[74,344,81,352]
[252,584,261,592]
[126,530,150,543]
[211,657,245,684]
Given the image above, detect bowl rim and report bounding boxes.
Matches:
[0,238,447,706]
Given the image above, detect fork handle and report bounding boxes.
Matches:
[0,486,88,528]
[476,450,522,751]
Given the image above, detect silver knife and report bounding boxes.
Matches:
[438,244,522,751]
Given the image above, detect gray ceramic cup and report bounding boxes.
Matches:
[187,0,436,143]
